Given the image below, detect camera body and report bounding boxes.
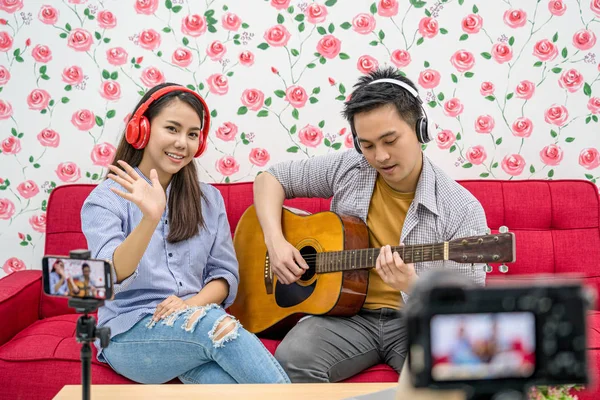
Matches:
[42,251,114,301]
[406,273,590,396]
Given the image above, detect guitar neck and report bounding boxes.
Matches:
[315,243,447,273]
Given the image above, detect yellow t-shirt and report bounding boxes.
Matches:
[363,174,415,310]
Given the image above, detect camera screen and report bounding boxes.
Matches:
[47,257,108,299]
[430,312,535,381]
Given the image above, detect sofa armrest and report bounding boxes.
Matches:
[0,270,42,346]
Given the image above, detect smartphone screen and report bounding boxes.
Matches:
[42,256,113,300]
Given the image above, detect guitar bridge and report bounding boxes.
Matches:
[264,253,273,294]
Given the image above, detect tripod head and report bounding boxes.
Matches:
[68,297,111,349]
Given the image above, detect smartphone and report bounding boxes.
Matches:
[42,256,113,300]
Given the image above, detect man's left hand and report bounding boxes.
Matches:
[375,245,418,292]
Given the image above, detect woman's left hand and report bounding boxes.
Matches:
[153,295,188,321]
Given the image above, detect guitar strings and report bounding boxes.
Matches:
[286,242,501,263]
[296,245,447,263]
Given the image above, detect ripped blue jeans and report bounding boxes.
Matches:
[101,304,290,384]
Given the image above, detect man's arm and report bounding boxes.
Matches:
[254,151,352,284]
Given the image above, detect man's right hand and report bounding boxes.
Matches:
[266,237,309,285]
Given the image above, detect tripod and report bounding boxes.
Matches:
[68,298,111,400]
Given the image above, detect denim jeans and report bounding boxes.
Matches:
[101,304,290,384]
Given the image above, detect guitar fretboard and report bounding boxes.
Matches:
[315,243,447,273]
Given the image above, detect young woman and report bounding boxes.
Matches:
[81,83,289,384]
[49,259,68,295]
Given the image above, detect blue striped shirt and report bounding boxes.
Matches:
[80,168,239,360]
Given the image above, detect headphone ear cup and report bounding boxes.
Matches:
[126,117,140,148]
[424,117,434,144]
[416,117,433,144]
[136,116,150,149]
[194,115,210,158]
[194,133,207,158]
[352,131,362,154]
[415,118,426,144]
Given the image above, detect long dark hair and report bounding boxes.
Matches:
[110,83,205,243]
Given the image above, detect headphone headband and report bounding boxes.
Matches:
[368,78,419,98]
[132,86,210,131]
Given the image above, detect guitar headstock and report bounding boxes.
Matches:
[448,226,516,273]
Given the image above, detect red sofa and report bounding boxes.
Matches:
[1,179,600,400]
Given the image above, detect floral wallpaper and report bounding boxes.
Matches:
[0,0,599,278]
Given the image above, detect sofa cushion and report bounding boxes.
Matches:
[0,270,41,346]
[0,314,397,386]
[460,180,600,302]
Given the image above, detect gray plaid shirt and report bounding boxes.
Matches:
[267,150,488,302]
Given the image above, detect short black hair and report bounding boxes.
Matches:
[342,67,422,133]
[82,263,90,270]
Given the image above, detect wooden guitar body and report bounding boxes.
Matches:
[229,205,369,334]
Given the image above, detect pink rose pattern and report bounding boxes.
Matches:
[0,2,599,278]
[90,143,116,166]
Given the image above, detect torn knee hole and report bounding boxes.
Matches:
[209,315,240,347]
[185,309,206,331]
[213,317,236,341]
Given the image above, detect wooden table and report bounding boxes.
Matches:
[54,383,399,400]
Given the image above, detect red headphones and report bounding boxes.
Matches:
[125,86,211,158]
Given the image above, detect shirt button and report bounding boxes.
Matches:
[168,253,173,257]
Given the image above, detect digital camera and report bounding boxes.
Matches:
[405,270,592,396]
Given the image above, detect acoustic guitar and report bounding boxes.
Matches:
[229,205,516,334]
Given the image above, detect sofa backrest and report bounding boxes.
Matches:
[42,180,600,318]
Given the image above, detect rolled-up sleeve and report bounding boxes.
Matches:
[202,189,240,308]
[81,188,137,294]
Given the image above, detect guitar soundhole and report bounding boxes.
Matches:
[299,246,317,282]
[274,246,318,309]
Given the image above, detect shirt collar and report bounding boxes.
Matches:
[359,153,439,216]
[414,155,439,216]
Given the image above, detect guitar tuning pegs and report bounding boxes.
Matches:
[499,263,509,273]
[483,264,493,273]
[499,226,509,233]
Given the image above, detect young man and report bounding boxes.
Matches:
[68,263,99,298]
[253,67,488,382]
